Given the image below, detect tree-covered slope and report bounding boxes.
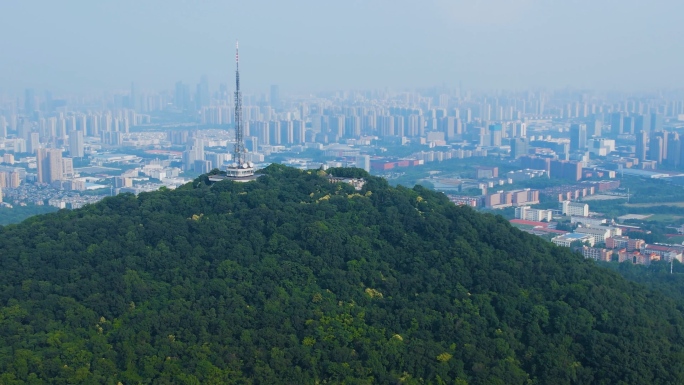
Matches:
[1,165,684,384]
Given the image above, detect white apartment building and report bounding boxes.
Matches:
[561,201,589,217]
[515,206,553,222]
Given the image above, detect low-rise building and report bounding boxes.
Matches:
[580,246,612,262]
[641,245,684,263]
[552,233,595,247]
[574,226,622,244]
[571,216,607,227]
[449,196,480,207]
[476,166,498,179]
[607,236,647,251]
[617,249,659,265]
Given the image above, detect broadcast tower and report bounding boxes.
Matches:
[225,40,255,178]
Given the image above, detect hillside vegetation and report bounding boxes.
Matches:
[1,165,684,384]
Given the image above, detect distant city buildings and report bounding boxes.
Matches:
[2,78,684,230]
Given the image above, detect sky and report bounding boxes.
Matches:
[0,0,682,94]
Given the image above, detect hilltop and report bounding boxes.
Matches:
[1,164,684,384]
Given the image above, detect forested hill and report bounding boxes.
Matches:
[2,165,684,384]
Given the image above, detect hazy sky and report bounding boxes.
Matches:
[0,0,682,94]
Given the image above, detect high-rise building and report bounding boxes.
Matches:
[24,88,37,114]
[651,113,663,132]
[550,159,582,181]
[489,124,503,146]
[510,138,529,159]
[610,112,623,135]
[270,85,280,110]
[69,130,84,158]
[355,155,370,172]
[195,75,210,109]
[622,116,635,135]
[0,116,7,138]
[9,172,21,188]
[570,123,587,151]
[636,131,648,162]
[62,157,74,179]
[18,118,31,144]
[666,133,681,168]
[518,122,527,138]
[328,115,345,139]
[130,82,139,111]
[37,148,63,183]
[635,114,651,134]
[649,134,663,164]
[587,120,601,137]
[293,120,305,144]
[28,132,40,154]
[174,81,191,111]
[280,120,294,144]
[268,121,281,145]
[520,156,551,174]
[344,115,361,138]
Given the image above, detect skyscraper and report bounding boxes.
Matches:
[196,75,210,109]
[24,88,37,115]
[174,81,191,111]
[268,121,281,145]
[622,116,635,135]
[635,114,651,134]
[651,113,663,132]
[489,124,502,146]
[69,130,84,158]
[636,131,647,162]
[0,116,7,138]
[649,133,663,164]
[587,120,601,137]
[28,132,40,154]
[510,138,529,159]
[130,82,139,111]
[570,123,587,151]
[666,133,681,168]
[37,148,63,183]
[270,85,280,110]
[610,112,623,135]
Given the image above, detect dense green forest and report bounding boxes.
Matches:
[0,205,58,226]
[603,261,684,303]
[2,165,684,384]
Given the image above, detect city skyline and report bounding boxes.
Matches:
[1,0,683,94]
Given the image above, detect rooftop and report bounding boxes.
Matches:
[563,233,594,240]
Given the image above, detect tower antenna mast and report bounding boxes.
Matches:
[233,40,246,167]
[220,39,256,181]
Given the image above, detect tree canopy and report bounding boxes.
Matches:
[1,164,684,384]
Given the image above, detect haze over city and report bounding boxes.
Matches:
[1,0,683,94]
[7,1,684,383]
